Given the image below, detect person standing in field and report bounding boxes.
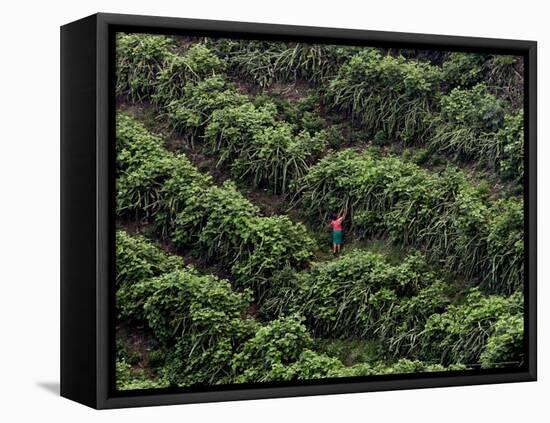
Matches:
[330,211,346,254]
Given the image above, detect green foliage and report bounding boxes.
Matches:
[116,33,175,101]
[172,180,314,292]
[153,155,212,236]
[483,55,524,110]
[161,317,259,386]
[153,44,226,105]
[205,100,327,194]
[143,269,252,344]
[491,111,524,181]
[260,250,444,344]
[381,281,451,357]
[114,41,526,386]
[116,113,168,173]
[120,263,259,387]
[287,350,347,380]
[429,84,523,175]
[140,271,254,385]
[115,230,182,287]
[315,338,381,366]
[116,114,211,221]
[233,123,327,194]
[441,52,485,88]
[438,83,505,132]
[165,76,247,142]
[172,181,260,259]
[204,102,278,166]
[231,315,313,383]
[333,359,466,377]
[213,40,358,86]
[419,289,523,366]
[274,44,361,84]
[297,251,440,338]
[116,359,169,390]
[480,313,524,368]
[485,198,524,294]
[116,114,173,217]
[327,49,441,142]
[116,155,175,218]
[231,215,315,292]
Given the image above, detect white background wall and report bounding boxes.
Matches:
[0,0,546,420]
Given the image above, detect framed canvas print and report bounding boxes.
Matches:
[60,13,537,409]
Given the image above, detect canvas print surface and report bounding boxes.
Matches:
[114,32,525,391]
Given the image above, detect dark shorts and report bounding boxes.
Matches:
[332,230,343,245]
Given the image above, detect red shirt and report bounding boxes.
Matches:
[330,217,344,231]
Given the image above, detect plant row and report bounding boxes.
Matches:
[116,33,331,194]
[294,149,524,295]
[207,41,524,182]
[116,114,315,293]
[259,248,524,368]
[325,50,524,182]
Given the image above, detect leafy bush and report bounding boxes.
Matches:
[204,102,278,166]
[118,114,316,294]
[429,84,510,165]
[273,44,361,84]
[419,289,523,366]
[172,181,260,259]
[205,101,327,194]
[231,215,315,293]
[116,114,174,217]
[162,317,259,386]
[119,266,259,386]
[143,269,252,343]
[217,40,285,88]
[116,155,175,218]
[327,49,441,142]
[115,230,182,287]
[153,44,226,105]
[116,33,175,101]
[441,52,485,89]
[480,313,524,368]
[232,122,327,194]
[485,198,524,294]
[172,181,315,292]
[165,76,247,143]
[116,114,211,220]
[427,83,523,181]
[153,155,212,236]
[287,350,347,380]
[116,113,168,173]
[489,111,524,182]
[231,315,313,383]
[261,250,441,339]
[381,281,451,357]
[438,84,506,132]
[270,94,326,135]
[295,149,419,224]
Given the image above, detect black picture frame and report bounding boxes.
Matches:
[61,12,537,409]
